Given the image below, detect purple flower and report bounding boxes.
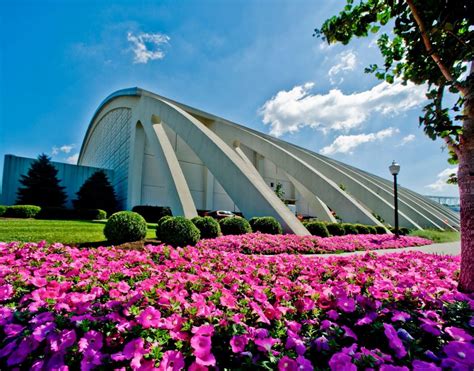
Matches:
[278,356,298,371]
[383,324,407,359]
[396,328,414,342]
[314,336,330,352]
[78,330,103,352]
[442,341,474,368]
[4,324,25,338]
[159,350,185,370]
[412,360,441,370]
[337,297,356,313]
[137,306,161,329]
[230,335,248,353]
[379,365,409,371]
[7,335,40,366]
[445,327,473,342]
[254,337,280,353]
[328,352,356,371]
[0,284,14,301]
[296,355,314,371]
[81,349,103,371]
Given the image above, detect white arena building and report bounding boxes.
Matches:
[2,87,460,234]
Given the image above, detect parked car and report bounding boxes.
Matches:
[207,210,236,220]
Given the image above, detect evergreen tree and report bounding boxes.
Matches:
[16,154,67,207]
[73,170,118,214]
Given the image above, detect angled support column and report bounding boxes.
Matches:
[285,173,337,223]
[142,96,309,235]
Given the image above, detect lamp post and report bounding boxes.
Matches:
[389,160,400,237]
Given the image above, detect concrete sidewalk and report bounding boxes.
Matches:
[311,241,461,258]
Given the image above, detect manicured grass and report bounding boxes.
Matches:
[410,228,460,243]
[0,218,157,245]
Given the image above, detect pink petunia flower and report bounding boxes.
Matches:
[159,350,185,371]
[137,306,161,329]
[278,356,298,371]
[230,335,249,353]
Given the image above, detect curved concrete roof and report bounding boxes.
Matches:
[78,87,460,233]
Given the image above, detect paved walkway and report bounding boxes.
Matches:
[312,241,461,258]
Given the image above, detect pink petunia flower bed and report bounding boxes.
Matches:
[196,233,432,255]
[1,241,473,370]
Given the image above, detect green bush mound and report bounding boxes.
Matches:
[389,227,410,236]
[374,225,388,234]
[325,222,345,236]
[342,223,359,235]
[103,211,147,244]
[5,205,42,218]
[249,216,282,235]
[366,225,378,234]
[191,216,221,239]
[306,221,330,237]
[354,224,370,234]
[0,205,7,217]
[157,216,200,247]
[219,217,252,235]
[132,205,172,223]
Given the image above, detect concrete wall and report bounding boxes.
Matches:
[1,154,114,208]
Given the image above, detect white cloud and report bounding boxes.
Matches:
[320,127,399,155]
[127,32,170,64]
[52,144,75,155]
[399,134,415,146]
[259,80,426,137]
[66,153,79,164]
[425,167,458,193]
[328,50,357,84]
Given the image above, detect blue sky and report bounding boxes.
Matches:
[0,0,458,196]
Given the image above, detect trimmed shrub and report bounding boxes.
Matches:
[374,225,388,234]
[389,227,410,236]
[325,222,345,236]
[104,211,147,244]
[306,221,330,237]
[5,205,41,218]
[37,207,76,220]
[250,216,282,235]
[249,217,260,231]
[157,217,200,247]
[191,216,221,239]
[342,223,359,235]
[77,209,107,220]
[366,225,378,234]
[354,224,370,234]
[132,205,172,223]
[0,205,7,217]
[219,217,252,236]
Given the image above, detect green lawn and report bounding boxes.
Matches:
[0,218,157,245]
[409,229,460,243]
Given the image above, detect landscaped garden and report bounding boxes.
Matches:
[1,241,472,370]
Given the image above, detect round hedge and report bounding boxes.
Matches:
[306,221,330,237]
[103,211,147,244]
[191,216,221,239]
[5,205,41,218]
[366,225,378,234]
[374,225,388,234]
[252,216,283,235]
[156,216,173,240]
[219,217,252,236]
[325,222,345,236]
[157,216,200,247]
[354,224,370,234]
[342,223,359,235]
[0,205,7,217]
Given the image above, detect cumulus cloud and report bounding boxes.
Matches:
[259,80,426,137]
[328,50,357,84]
[425,167,458,193]
[66,153,79,165]
[320,127,399,155]
[127,32,170,64]
[398,134,415,146]
[52,144,75,155]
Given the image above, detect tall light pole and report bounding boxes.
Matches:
[389,160,400,237]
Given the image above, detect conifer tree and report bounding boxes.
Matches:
[16,153,67,207]
[73,170,118,214]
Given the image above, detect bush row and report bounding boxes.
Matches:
[0,204,107,220]
[302,220,389,237]
[131,205,172,223]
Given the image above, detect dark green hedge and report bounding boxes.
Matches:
[157,216,201,247]
[191,216,221,239]
[325,222,346,236]
[249,216,282,235]
[306,221,330,237]
[5,205,41,218]
[219,217,252,235]
[104,211,147,244]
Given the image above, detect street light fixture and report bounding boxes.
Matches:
[389,160,400,237]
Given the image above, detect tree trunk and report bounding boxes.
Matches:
[458,65,474,293]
